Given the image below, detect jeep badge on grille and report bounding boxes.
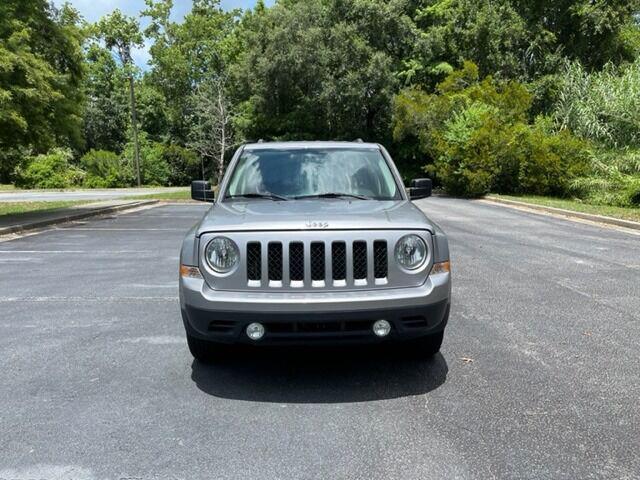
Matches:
[305,220,329,229]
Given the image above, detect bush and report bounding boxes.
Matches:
[14,149,84,189]
[516,122,591,196]
[429,102,503,197]
[554,60,640,148]
[122,136,170,186]
[0,147,28,184]
[393,62,590,197]
[80,150,133,188]
[162,145,200,186]
[141,143,170,186]
[570,149,640,207]
[120,137,200,186]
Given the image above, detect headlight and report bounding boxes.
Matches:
[205,237,239,273]
[395,234,427,270]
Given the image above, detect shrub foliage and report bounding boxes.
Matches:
[81,150,132,188]
[393,62,590,197]
[15,149,84,189]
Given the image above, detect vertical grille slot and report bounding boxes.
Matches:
[310,242,325,281]
[373,240,388,278]
[247,242,262,281]
[353,241,367,280]
[332,242,346,280]
[268,242,283,281]
[289,242,304,282]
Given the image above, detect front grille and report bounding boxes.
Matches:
[268,242,283,281]
[374,241,388,279]
[289,242,304,281]
[247,242,261,281]
[332,242,346,280]
[353,241,367,280]
[310,242,325,281]
[247,239,388,288]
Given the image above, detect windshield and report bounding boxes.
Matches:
[224,148,401,200]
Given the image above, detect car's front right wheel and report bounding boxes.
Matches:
[186,334,233,363]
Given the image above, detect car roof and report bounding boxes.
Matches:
[242,141,380,151]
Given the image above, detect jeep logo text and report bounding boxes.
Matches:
[305,220,329,229]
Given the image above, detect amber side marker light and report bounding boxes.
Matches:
[180,264,203,279]
[430,261,451,275]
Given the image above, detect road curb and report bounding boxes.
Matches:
[483,196,640,231]
[0,200,159,236]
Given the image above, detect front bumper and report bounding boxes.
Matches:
[180,272,451,345]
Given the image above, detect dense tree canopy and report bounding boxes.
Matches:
[231,0,409,141]
[83,43,129,152]
[0,0,639,202]
[0,0,84,181]
[143,0,237,143]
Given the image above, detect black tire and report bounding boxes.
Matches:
[410,331,444,358]
[186,334,233,363]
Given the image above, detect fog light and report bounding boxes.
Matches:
[246,322,265,341]
[372,319,391,337]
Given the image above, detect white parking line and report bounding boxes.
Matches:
[60,228,185,231]
[0,296,179,302]
[0,250,150,254]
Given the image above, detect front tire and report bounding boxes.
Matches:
[410,331,444,357]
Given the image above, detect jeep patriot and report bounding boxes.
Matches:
[179,141,451,360]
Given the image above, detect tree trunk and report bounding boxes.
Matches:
[128,75,141,187]
[217,127,226,186]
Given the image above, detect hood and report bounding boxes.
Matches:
[195,199,434,235]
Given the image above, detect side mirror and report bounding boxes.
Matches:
[191,180,215,202]
[408,178,432,200]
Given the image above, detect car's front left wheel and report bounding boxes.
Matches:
[409,331,444,358]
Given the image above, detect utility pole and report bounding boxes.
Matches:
[128,75,141,187]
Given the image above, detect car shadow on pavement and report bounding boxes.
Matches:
[190,345,448,403]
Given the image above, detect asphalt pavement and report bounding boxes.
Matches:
[0,198,638,479]
[0,200,156,235]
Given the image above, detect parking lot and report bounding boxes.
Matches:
[1,198,639,479]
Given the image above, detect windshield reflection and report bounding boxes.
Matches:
[225,148,401,200]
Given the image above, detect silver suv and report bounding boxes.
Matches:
[179,141,451,361]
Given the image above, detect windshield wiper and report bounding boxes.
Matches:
[226,193,288,201]
[292,193,371,200]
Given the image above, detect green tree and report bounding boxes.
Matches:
[513,0,640,71]
[230,0,416,142]
[143,0,237,144]
[0,0,85,182]
[82,43,129,153]
[136,78,169,142]
[95,9,144,186]
[405,0,639,89]
[407,0,530,86]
